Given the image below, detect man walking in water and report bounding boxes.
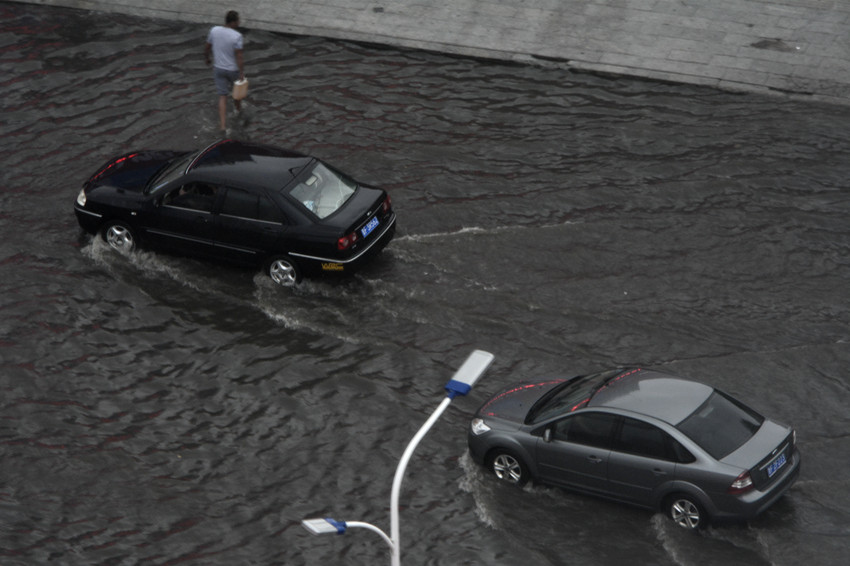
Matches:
[205,10,244,132]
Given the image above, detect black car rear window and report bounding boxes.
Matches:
[287,162,356,219]
[676,390,764,460]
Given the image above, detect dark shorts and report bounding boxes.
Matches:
[213,68,240,96]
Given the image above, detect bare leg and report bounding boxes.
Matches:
[218,95,228,131]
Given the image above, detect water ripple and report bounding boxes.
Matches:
[2,3,850,565]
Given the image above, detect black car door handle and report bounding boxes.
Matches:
[653,468,667,476]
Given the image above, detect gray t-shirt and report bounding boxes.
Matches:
[207,25,243,71]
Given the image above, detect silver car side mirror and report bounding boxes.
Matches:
[543,428,553,443]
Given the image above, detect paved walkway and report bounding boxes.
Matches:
[21,0,850,106]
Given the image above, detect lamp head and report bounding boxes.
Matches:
[445,350,494,398]
[302,518,346,535]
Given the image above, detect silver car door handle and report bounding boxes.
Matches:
[587,455,603,464]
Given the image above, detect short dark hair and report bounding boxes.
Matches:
[226,11,239,25]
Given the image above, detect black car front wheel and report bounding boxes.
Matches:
[267,256,301,287]
[102,221,136,253]
[488,450,529,487]
[666,494,706,530]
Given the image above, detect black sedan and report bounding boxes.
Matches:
[74,139,396,286]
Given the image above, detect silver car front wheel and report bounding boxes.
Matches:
[490,451,528,486]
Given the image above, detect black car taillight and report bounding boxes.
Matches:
[381,195,392,214]
[337,231,360,251]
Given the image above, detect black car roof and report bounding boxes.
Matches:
[187,139,313,191]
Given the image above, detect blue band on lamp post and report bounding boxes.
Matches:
[327,518,346,534]
[444,380,472,398]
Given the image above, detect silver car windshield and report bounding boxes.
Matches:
[288,162,356,219]
[526,369,624,424]
[676,390,764,460]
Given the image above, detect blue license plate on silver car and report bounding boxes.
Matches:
[361,216,379,238]
[767,452,787,477]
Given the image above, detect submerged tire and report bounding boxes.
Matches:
[102,221,136,253]
[488,450,529,487]
[667,494,706,530]
[267,256,301,287]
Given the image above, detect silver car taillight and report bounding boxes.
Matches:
[727,471,754,494]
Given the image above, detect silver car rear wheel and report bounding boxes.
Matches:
[668,495,704,530]
[490,451,528,486]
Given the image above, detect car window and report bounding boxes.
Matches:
[670,437,696,464]
[676,390,764,460]
[553,412,618,449]
[614,418,670,459]
[220,187,283,223]
[287,162,356,219]
[613,417,696,462]
[163,182,218,212]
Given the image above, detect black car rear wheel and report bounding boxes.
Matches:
[488,450,529,486]
[267,256,301,287]
[102,221,136,253]
[666,493,706,530]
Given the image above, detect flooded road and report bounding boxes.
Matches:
[1,3,849,565]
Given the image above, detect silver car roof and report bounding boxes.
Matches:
[587,370,714,426]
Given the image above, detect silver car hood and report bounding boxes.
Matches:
[475,378,567,423]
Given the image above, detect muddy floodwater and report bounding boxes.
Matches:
[1,3,849,565]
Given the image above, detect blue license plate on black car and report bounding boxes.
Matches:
[767,453,787,477]
[361,216,379,238]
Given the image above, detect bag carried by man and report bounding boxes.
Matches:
[232,77,249,100]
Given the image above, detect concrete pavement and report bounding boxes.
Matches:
[18,0,850,106]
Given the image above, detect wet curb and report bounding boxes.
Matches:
[16,0,850,107]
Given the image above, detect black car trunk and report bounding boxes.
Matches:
[327,185,392,255]
[325,186,386,230]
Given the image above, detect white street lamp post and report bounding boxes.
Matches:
[301,349,495,566]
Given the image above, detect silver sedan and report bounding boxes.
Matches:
[467,368,800,529]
